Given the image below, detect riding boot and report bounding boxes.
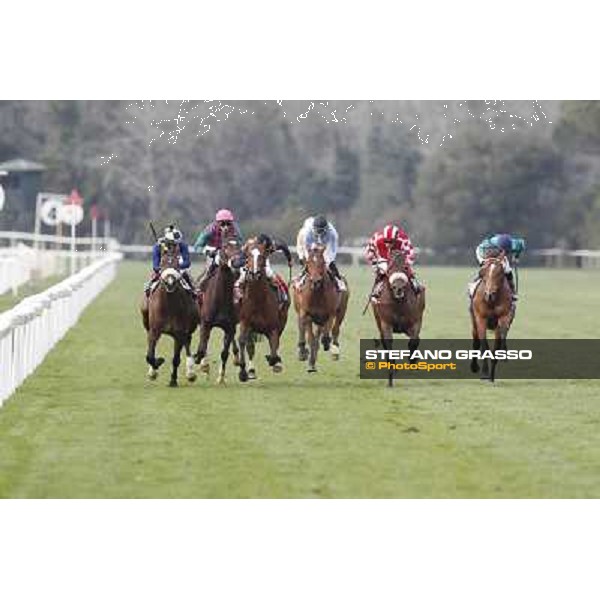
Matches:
[182,271,196,297]
[328,261,346,291]
[144,271,160,297]
[506,272,518,300]
[371,274,384,300]
[329,261,341,279]
[198,262,218,292]
[410,275,422,295]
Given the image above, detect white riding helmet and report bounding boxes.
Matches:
[164,225,182,243]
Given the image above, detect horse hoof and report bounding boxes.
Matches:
[147,368,158,381]
[272,363,283,373]
[322,340,331,351]
[331,344,340,361]
[186,372,197,383]
[239,370,249,383]
[233,355,241,367]
[248,369,257,380]
[199,358,210,374]
[307,366,317,373]
[155,357,165,369]
[298,348,308,361]
[169,380,178,388]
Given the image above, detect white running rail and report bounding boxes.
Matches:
[0,232,120,296]
[0,252,122,406]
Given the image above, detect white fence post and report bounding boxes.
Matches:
[0,252,123,407]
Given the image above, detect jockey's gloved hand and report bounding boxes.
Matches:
[374,259,388,274]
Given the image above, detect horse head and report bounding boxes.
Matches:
[158,242,183,293]
[306,244,327,290]
[218,238,244,271]
[387,249,410,301]
[480,256,505,304]
[243,237,268,281]
[160,267,182,293]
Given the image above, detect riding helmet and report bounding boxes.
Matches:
[313,215,328,235]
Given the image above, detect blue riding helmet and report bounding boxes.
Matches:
[492,233,513,253]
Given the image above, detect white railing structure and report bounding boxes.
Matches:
[0,251,122,406]
[0,231,120,295]
[117,243,600,268]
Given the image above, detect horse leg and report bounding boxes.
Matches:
[265,330,283,373]
[238,324,249,382]
[407,334,421,364]
[380,322,394,388]
[321,315,334,352]
[195,321,211,376]
[146,329,165,379]
[232,337,241,367]
[217,328,234,385]
[307,321,319,373]
[247,333,257,379]
[477,317,491,381]
[184,333,197,382]
[470,316,481,374]
[297,314,309,361]
[493,316,511,380]
[169,336,183,387]
[330,289,348,361]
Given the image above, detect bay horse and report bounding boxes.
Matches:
[237,237,290,382]
[293,245,349,373]
[140,241,198,387]
[194,238,244,384]
[370,249,426,387]
[470,255,514,382]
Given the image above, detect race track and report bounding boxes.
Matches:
[0,262,599,498]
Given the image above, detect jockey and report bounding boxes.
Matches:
[364,223,422,296]
[236,233,292,304]
[193,208,244,290]
[144,224,193,295]
[471,233,526,300]
[296,215,346,291]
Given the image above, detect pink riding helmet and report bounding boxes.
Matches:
[215,208,234,222]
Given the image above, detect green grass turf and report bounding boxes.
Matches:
[0,261,599,498]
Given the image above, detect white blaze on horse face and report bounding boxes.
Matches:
[485,262,496,295]
[251,247,260,273]
[160,268,181,282]
[389,272,408,287]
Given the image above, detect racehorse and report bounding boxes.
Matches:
[140,241,198,387]
[370,248,426,387]
[470,255,514,382]
[194,238,244,384]
[237,237,290,382]
[293,245,349,373]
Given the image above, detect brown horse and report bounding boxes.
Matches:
[370,249,426,387]
[470,255,514,382]
[140,242,198,387]
[293,245,349,373]
[237,237,290,382]
[194,238,244,384]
